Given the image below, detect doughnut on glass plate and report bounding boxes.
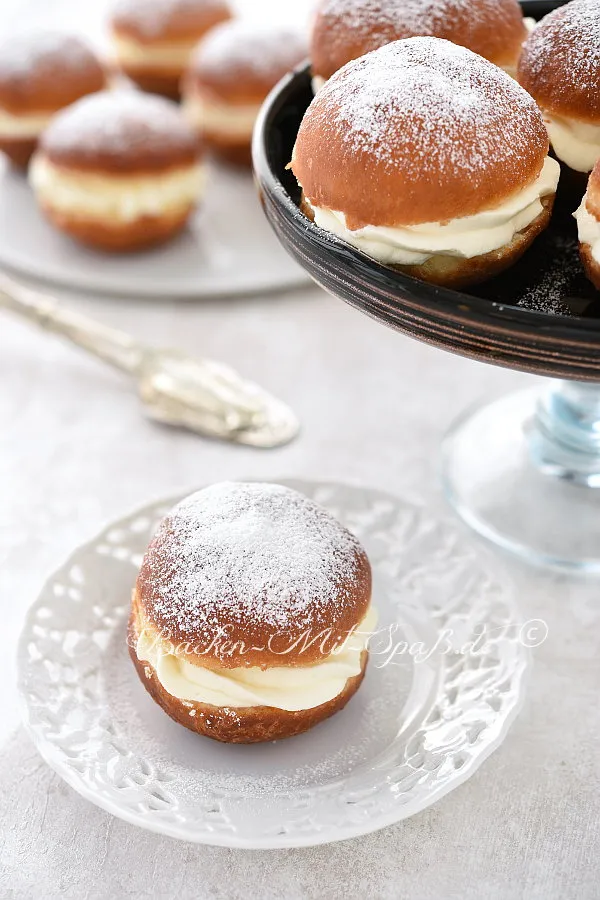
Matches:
[18,479,529,848]
[0,158,308,299]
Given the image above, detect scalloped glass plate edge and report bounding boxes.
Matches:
[16,479,530,848]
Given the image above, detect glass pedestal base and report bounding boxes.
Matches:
[441,386,600,573]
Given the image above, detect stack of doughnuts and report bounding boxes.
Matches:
[292,37,560,289]
[0,31,107,168]
[182,22,307,166]
[129,482,375,743]
[109,0,233,99]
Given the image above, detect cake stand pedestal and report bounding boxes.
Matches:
[441,381,600,571]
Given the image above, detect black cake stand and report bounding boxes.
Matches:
[253,0,600,572]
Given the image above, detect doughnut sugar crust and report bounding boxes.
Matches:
[134,482,372,670]
[518,0,600,123]
[292,38,550,230]
[311,0,528,81]
[128,609,368,743]
[0,31,107,115]
[38,90,201,175]
[184,22,307,105]
[111,0,232,43]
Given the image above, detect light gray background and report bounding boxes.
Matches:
[2,283,599,900]
[1,1,599,898]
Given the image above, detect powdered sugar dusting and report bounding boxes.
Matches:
[41,90,196,158]
[312,0,525,76]
[519,0,600,116]
[0,30,98,82]
[139,482,365,637]
[516,234,580,316]
[317,0,512,37]
[314,37,544,175]
[192,21,307,83]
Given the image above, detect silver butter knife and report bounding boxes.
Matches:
[0,275,299,448]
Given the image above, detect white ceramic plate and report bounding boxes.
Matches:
[17,479,528,848]
[0,159,308,299]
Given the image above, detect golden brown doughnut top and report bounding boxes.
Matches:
[184,21,307,105]
[0,31,107,115]
[38,90,201,174]
[311,0,527,80]
[292,37,549,229]
[518,0,600,124]
[111,0,232,43]
[135,482,372,669]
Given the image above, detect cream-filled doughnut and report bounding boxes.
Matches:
[0,31,107,168]
[29,90,204,252]
[310,0,529,88]
[576,159,600,289]
[109,0,233,99]
[129,482,375,743]
[182,22,306,166]
[518,0,600,177]
[291,37,560,289]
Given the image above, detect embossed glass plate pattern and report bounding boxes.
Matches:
[17,480,528,848]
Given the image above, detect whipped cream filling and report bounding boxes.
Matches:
[303,156,559,266]
[575,196,600,263]
[112,33,196,72]
[183,93,260,140]
[0,106,52,139]
[544,113,600,173]
[136,605,377,712]
[29,155,205,223]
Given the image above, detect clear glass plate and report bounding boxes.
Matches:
[17,479,528,848]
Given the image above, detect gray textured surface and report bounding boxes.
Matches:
[1,2,599,894]
[1,283,599,899]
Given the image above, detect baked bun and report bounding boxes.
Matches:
[576,159,600,289]
[29,90,204,252]
[518,0,600,176]
[311,0,528,87]
[291,37,560,289]
[129,482,375,744]
[182,22,307,166]
[110,0,232,99]
[0,31,107,168]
